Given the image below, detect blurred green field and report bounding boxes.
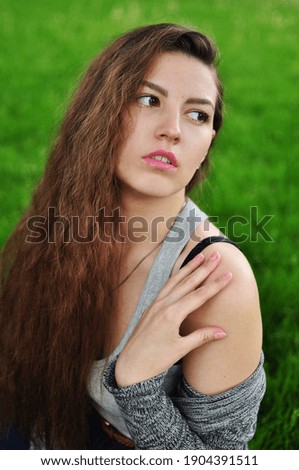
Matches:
[1,0,298,450]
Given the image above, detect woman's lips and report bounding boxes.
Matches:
[142,149,177,171]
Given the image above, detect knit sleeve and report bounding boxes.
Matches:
[103,353,266,450]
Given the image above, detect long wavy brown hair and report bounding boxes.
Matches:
[0,24,224,449]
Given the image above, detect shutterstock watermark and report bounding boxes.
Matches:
[26,206,274,244]
[204,206,274,243]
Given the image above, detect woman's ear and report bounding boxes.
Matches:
[208,129,216,148]
[198,130,217,169]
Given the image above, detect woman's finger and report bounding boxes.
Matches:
[180,326,227,357]
[160,251,222,305]
[156,253,205,300]
[171,271,233,323]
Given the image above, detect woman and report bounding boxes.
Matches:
[0,23,265,450]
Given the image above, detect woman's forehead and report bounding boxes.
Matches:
[143,52,218,104]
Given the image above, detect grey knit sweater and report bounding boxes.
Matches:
[103,352,266,450]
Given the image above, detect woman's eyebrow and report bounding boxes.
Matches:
[185,97,215,110]
[141,80,215,110]
[142,80,168,97]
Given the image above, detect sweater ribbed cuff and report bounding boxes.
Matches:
[103,354,167,399]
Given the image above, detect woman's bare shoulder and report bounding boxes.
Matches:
[180,221,263,396]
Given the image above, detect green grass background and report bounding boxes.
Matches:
[1,0,298,449]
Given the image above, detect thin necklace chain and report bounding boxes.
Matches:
[116,198,187,289]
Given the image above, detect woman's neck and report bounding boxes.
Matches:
[118,190,186,246]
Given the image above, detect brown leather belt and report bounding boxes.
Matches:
[100,418,135,448]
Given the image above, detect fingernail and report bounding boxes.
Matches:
[194,253,204,262]
[214,329,227,340]
[210,251,220,261]
[222,271,232,280]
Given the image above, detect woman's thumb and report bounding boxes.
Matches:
[183,327,227,354]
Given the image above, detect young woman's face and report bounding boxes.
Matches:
[115,52,218,199]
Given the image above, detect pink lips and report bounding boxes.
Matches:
[142,149,177,171]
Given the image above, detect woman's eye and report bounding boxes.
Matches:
[187,111,209,123]
[137,95,160,107]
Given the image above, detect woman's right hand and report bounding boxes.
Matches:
[115,251,232,388]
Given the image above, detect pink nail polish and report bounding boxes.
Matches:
[222,271,232,280]
[210,251,220,261]
[214,330,227,340]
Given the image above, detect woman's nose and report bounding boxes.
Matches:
[154,111,182,144]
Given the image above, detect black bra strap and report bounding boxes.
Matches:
[180,236,241,269]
